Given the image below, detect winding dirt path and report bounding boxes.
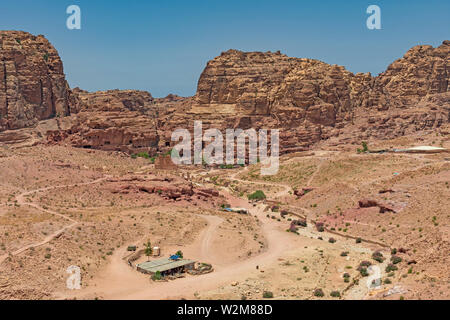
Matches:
[0,176,110,265]
[60,201,300,300]
[61,161,380,300]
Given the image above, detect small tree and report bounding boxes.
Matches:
[152,271,162,281]
[176,250,183,259]
[247,190,266,201]
[144,241,153,261]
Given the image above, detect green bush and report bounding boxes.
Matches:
[313,289,325,297]
[263,291,274,299]
[359,267,369,277]
[357,141,369,153]
[386,263,398,272]
[134,152,150,159]
[372,251,385,263]
[330,291,341,298]
[152,271,162,281]
[391,255,402,264]
[247,190,266,201]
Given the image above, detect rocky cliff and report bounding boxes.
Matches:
[0,30,448,153]
[0,31,74,132]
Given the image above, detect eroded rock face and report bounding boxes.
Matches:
[196,49,354,127]
[1,30,448,155]
[0,31,73,132]
[191,43,449,151]
[47,89,161,153]
[368,41,450,110]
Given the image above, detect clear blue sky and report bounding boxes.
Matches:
[1,0,449,97]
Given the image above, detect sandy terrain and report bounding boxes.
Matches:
[0,133,449,300]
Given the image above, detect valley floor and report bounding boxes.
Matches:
[0,133,449,300]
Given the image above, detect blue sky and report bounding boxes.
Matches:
[1,0,449,97]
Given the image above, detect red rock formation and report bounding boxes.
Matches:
[0,31,74,132]
[0,31,448,155]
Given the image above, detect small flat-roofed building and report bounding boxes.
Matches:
[137,258,195,276]
[394,146,447,154]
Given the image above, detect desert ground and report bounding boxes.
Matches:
[0,132,448,301]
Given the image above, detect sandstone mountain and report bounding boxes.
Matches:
[0,31,448,153]
[0,31,74,132]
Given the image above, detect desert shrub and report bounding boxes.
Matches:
[340,251,349,257]
[152,271,162,281]
[357,261,371,277]
[296,220,307,227]
[135,152,150,159]
[359,267,369,277]
[316,222,325,232]
[386,264,398,272]
[330,291,341,298]
[271,205,279,212]
[391,248,397,255]
[372,251,385,263]
[384,278,392,284]
[263,291,274,299]
[356,237,362,244]
[357,141,369,153]
[328,238,336,244]
[313,289,325,297]
[247,190,266,201]
[391,255,402,264]
[358,261,372,268]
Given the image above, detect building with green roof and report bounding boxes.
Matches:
[137,258,195,276]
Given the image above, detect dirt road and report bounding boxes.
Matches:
[0,176,110,265]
